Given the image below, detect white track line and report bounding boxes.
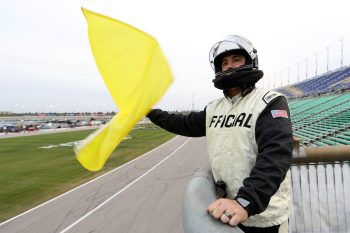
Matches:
[59,137,191,233]
[0,136,180,227]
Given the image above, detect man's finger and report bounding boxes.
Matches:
[229,214,241,226]
[207,200,221,214]
[212,206,225,219]
[220,213,230,223]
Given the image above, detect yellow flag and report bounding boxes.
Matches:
[75,8,173,171]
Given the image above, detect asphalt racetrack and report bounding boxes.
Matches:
[0,136,209,233]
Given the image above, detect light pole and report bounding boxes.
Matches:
[288,66,290,85]
[315,51,318,77]
[326,46,329,72]
[340,36,344,68]
[305,57,308,79]
[280,70,283,87]
[297,62,300,82]
[192,94,195,111]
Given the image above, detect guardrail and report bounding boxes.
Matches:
[293,145,350,163]
[290,144,350,232]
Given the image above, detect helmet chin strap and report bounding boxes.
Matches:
[212,69,264,90]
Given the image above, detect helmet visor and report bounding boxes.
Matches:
[209,36,256,70]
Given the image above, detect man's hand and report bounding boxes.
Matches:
[207,198,248,226]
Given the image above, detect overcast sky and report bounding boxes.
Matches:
[1,0,349,113]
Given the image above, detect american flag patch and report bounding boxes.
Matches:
[271,110,288,119]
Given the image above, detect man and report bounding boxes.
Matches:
[147,35,293,233]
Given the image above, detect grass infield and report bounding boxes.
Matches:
[0,124,175,222]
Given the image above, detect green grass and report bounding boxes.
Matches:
[0,124,175,222]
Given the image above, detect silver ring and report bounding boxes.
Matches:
[223,210,233,219]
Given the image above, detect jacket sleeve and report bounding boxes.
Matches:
[147,109,206,137]
[235,96,293,216]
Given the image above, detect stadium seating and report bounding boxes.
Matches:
[291,102,350,147]
[276,66,350,99]
[279,76,350,146]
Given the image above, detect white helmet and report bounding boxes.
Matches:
[209,35,258,73]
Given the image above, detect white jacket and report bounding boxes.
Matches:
[206,88,291,227]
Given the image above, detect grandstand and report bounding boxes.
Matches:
[276,65,350,147]
[277,65,350,99]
